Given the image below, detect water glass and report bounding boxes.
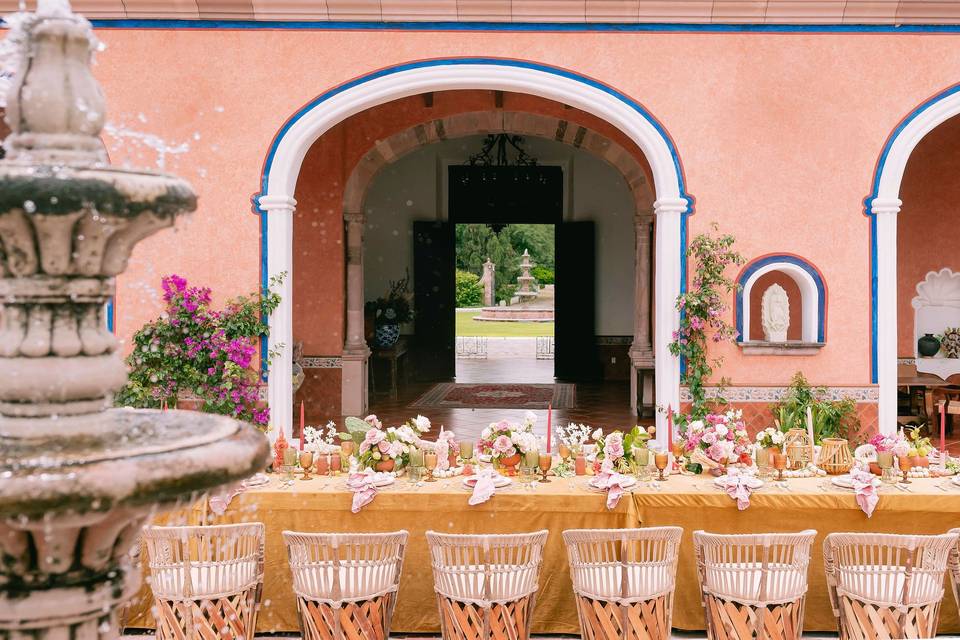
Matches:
[459,440,474,463]
[408,466,423,484]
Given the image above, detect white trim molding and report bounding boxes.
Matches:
[868,84,960,435]
[258,60,689,443]
[741,262,820,343]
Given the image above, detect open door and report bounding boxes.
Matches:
[555,221,599,381]
[413,220,455,381]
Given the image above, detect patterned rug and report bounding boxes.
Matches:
[411,383,576,409]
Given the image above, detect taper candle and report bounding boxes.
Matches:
[299,401,305,450]
[941,402,947,457]
[546,404,552,453]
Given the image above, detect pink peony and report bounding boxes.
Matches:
[377,439,391,453]
[604,433,625,461]
[493,435,514,454]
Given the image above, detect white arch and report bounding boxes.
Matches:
[869,84,960,435]
[741,263,819,343]
[257,59,689,445]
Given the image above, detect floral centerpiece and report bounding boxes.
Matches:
[594,426,654,473]
[556,422,593,455]
[754,426,786,469]
[905,428,933,466]
[303,421,350,454]
[479,414,538,474]
[681,410,751,475]
[357,427,406,473]
[866,432,909,475]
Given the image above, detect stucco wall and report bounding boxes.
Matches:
[897,114,960,358]
[93,26,960,390]
[362,134,636,336]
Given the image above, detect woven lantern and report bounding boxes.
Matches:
[817,438,854,475]
[784,428,812,470]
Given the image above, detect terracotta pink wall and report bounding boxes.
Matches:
[90,27,960,389]
[897,114,960,357]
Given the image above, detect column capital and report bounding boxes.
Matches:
[869,197,902,216]
[653,197,688,216]
[634,210,654,225]
[344,211,367,225]
[258,194,297,213]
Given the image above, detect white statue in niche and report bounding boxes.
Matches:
[761,283,790,342]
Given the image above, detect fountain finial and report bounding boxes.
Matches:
[4,0,107,163]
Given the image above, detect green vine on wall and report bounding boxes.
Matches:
[668,224,744,424]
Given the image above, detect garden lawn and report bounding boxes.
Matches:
[456,311,554,337]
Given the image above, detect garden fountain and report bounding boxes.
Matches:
[0,2,270,638]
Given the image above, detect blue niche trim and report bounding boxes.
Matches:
[735,255,826,344]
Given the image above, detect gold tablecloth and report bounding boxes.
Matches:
[127,473,960,634]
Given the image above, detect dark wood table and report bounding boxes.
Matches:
[371,337,409,399]
[898,375,957,430]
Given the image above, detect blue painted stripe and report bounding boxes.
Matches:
[85,19,960,33]
[870,215,878,384]
[106,298,115,333]
[735,254,826,344]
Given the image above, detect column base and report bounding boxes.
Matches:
[341,348,370,417]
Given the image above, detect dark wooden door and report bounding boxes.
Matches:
[555,221,599,381]
[413,220,456,381]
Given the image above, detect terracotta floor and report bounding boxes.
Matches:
[367,353,647,443]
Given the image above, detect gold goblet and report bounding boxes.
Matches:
[299,451,314,481]
[538,453,552,483]
[654,452,669,482]
[559,443,571,464]
[772,452,787,482]
[424,452,438,482]
[898,455,912,484]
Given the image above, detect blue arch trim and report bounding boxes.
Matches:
[735,255,826,344]
[106,298,115,333]
[254,57,694,369]
[863,83,960,384]
[86,19,960,33]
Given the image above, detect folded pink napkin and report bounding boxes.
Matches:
[592,464,627,509]
[469,469,497,505]
[347,472,378,513]
[208,483,244,516]
[851,468,879,518]
[718,468,757,511]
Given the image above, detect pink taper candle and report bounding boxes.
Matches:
[299,400,305,450]
[941,402,946,456]
[546,404,552,452]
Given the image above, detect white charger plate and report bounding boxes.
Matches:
[713,476,764,490]
[832,475,856,489]
[588,475,637,491]
[462,475,512,489]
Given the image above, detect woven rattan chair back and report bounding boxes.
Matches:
[563,527,682,640]
[142,522,265,640]
[282,530,409,640]
[426,530,549,640]
[949,528,960,615]
[823,531,958,640]
[693,529,816,640]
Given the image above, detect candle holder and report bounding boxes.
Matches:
[898,456,912,484]
[424,453,438,482]
[772,452,787,482]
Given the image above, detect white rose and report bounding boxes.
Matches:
[482,427,492,439]
[524,410,538,425]
[413,415,431,433]
[715,425,728,438]
[592,428,603,440]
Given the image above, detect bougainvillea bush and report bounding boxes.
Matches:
[115,274,282,429]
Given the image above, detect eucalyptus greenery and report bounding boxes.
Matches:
[668,224,744,423]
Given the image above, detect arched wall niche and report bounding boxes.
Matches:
[736,254,826,348]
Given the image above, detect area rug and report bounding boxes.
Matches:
[411,383,576,409]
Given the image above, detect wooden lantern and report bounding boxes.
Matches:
[784,428,811,470]
[817,438,854,475]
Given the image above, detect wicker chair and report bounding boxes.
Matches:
[426,530,549,640]
[282,530,409,640]
[563,527,682,640]
[824,532,958,640]
[694,530,817,640]
[950,528,960,614]
[142,522,265,640]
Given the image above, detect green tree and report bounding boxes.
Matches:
[455,269,484,307]
[455,223,555,301]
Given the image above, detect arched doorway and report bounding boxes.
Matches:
[257,58,692,442]
[867,83,960,434]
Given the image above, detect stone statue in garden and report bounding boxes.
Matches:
[480,258,495,307]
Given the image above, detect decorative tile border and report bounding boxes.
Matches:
[681,386,879,403]
[302,356,343,368]
[898,358,916,366]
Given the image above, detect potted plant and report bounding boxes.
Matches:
[365,272,413,349]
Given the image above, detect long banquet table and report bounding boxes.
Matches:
[127,472,960,634]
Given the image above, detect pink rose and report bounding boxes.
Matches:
[364,415,383,429]
[604,433,625,461]
[493,435,513,454]
[377,439,391,453]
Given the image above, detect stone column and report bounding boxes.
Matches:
[653,197,687,447]
[261,194,297,442]
[872,197,901,435]
[630,212,655,414]
[482,258,496,307]
[342,211,370,416]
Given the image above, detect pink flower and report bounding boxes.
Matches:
[702,432,717,445]
[365,415,383,429]
[604,433,625,461]
[493,435,514,454]
[377,439,391,453]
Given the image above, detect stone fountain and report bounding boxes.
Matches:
[0,3,269,638]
